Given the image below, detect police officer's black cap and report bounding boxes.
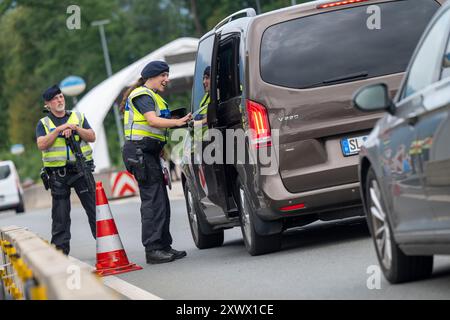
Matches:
[141,61,170,79]
[42,85,62,101]
[203,66,211,77]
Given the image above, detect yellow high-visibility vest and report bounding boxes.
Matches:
[199,93,210,115]
[40,112,93,168]
[124,86,170,142]
[409,140,423,155]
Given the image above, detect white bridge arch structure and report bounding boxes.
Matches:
[76,37,198,172]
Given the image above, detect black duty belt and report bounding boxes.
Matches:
[45,162,93,175]
[128,138,164,154]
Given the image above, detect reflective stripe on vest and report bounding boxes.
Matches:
[124,86,170,142]
[199,93,210,115]
[196,93,210,138]
[40,112,93,167]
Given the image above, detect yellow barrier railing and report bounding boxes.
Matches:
[0,226,118,300]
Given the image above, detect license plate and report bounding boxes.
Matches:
[341,135,368,156]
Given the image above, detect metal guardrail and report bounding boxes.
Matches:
[0,226,119,300]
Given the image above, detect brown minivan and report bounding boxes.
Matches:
[180,0,444,255]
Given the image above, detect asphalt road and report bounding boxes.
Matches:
[1,185,450,300]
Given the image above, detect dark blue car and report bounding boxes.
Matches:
[354,1,450,283]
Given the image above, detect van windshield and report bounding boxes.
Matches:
[0,165,11,180]
[260,0,439,89]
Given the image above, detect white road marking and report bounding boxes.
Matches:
[68,256,162,300]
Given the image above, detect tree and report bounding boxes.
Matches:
[186,0,311,33]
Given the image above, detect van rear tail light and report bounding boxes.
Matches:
[317,0,368,9]
[280,203,306,212]
[246,100,272,149]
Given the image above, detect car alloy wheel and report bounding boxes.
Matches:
[365,168,434,283]
[369,178,392,270]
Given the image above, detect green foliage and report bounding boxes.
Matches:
[187,0,311,34]
[0,148,42,182]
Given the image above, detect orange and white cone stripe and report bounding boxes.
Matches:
[95,181,142,276]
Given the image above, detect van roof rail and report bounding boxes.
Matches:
[214,8,257,30]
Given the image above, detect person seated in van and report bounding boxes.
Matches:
[194,66,211,124]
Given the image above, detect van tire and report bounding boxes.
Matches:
[15,194,25,214]
[235,178,282,256]
[184,183,224,249]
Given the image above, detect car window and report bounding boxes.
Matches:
[403,9,450,98]
[192,35,214,115]
[442,32,450,80]
[260,0,439,89]
[0,165,11,180]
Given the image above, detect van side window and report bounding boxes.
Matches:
[192,35,214,116]
[217,35,240,103]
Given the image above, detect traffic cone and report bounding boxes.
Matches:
[95,181,142,276]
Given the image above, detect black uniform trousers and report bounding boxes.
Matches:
[122,138,173,252]
[48,167,97,255]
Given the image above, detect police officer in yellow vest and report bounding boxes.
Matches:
[121,61,191,264]
[36,85,96,255]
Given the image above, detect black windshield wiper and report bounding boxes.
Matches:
[322,71,369,85]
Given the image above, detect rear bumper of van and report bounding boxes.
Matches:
[256,171,364,221]
[0,193,20,211]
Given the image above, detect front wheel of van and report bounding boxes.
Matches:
[184,183,224,249]
[236,179,282,256]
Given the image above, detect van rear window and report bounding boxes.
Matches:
[260,0,439,89]
[0,165,11,180]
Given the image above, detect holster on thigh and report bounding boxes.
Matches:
[50,177,70,200]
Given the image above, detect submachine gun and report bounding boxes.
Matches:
[65,133,96,193]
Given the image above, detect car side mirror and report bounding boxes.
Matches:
[352,83,395,115]
[443,53,450,68]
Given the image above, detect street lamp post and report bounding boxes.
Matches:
[91,19,124,148]
[255,0,261,14]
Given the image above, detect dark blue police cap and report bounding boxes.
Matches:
[141,61,170,79]
[42,85,62,101]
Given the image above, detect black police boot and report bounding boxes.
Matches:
[167,248,187,260]
[55,246,69,256]
[146,250,175,264]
